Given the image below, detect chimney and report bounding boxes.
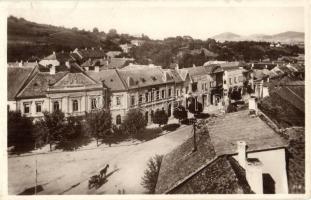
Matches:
[265,65,268,69]
[85,47,87,50]
[65,61,70,69]
[18,60,23,67]
[237,141,247,168]
[53,51,56,55]
[248,97,257,115]
[100,47,102,50]
[192,64,196,68]
[175,63,180,70]
[92,47,94,50]
[85,66,89,71]
[95,66,100,72]
[245,158,263,194]
[50,65,56,75]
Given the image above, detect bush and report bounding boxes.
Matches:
[162,123,180,132]
[133,128,163,141]
[8,111,35,153]
[173,105,187,123]
[120,109,147,135]
[152,110,168,127]
[141,154,164,194]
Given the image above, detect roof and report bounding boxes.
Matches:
[219,61,245,71]
[74,48,106,60]
[156,110,288,194]
[186,66,211,79]
[42,52,75,63]
[106,51,122,58]
[155,124,216,194]
[274,86,304,113]
[7,67,36,100]
[208,110,288,156]
[81,58,106,67]
[117,65,175,89]
[8,62,38,68]
[106,57,134,69]
[86,69,127,92]
[16,71,68,99]
[170,156,253,194]
[165,69,183,83]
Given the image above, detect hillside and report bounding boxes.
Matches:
[212,31,304,43]
[7,16,122,62]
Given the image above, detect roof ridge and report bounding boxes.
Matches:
[14,65,39,99]
[115,69,128,90]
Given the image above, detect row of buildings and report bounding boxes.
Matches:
[8,48,252,125]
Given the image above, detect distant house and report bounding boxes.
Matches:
[106,51,122,59]
[156,109,289,194]
[130,39,144,46]
[119,43,133,53]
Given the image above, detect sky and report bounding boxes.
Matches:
[6,1,305,40]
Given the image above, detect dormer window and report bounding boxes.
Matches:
[151,76,157,81]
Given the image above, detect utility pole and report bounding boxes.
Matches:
[34,142,37,195]
[192,118,197,152]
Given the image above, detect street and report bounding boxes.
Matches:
[8,125,193,194]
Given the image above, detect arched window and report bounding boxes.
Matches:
[73,100,79,112]
[116,115,122,125]
[53,101,59,112]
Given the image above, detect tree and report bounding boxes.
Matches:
[93,27,99,33]
[187,97,203,115]
[120,109,147,135]
[173,105,187,124]
[152,110,168,127]
[141,154,163,194]
[57,116,89,151]
[8,111,35,153]
[40,110,67,151]
[230,89,242,101]
[86,109,112,146]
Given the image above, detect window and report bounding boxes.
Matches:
[229,78,232,85]
[234,77,237,83]
[239,76,243,82]
[53,101,59,112]
[161,90,165,99]
[224,80,226,84]
[73,100,79,112]
[186,86,189,94]
[156,91,160,100]
[36,102,42,113]
[139,94,143,104]
[191,83,198,92]
[24,103,30,114]
[168,88,172,97]
[176,89,180,96]
[91,98,97,110]
[202,83,204,91]
[116,96,121,106]
[131,95,135,106]
[116,115,122,125]
[145,93,149,102]
[151,91,154,101]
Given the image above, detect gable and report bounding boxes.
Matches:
[53,73,98,88]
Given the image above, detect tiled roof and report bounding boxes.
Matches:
[275,86,304,113]
[42,52,75,63]
[7,67,36,100]
[87,69,127,92]
[170,156,253,194]
[117,65,174,89]
[185,66,213,79]
[156,110,288,194]
[16,71,68,99]
[155,123,216,194]
[165,69,183,83]
[106,58,134,69]
[75,48,106,59]
[81,58,107,67]
[208,110,288,156]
